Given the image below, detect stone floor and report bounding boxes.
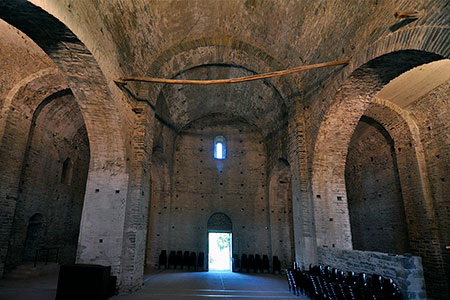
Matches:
[0,273,57,300]
[0,269,309,300]
[113,270,307,299]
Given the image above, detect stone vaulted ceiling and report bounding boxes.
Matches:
[24,0,448,134]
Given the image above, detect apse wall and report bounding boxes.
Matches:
[146,114,293,269]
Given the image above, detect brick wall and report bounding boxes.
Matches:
[146,114,293,269]
[345,117,410,254]
[405,80,450,298]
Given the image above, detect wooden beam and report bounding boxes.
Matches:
[394,10,421,19]
[114,59,350,85]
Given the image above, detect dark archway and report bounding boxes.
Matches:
[23,213,44,262]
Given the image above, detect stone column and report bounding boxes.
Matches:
[287,101,317,268]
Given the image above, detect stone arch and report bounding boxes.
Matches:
[207,213,232,232]
[314,25,450,113]
[312,50,445,252]
[312,51,449,299]
[0,67,68,142]
[307,26,450,158]
[0,3,128,169]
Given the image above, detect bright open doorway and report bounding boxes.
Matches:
[208,232,232,271]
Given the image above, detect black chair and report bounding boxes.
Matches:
[262,255,270,273]
[158,250,167,269]
[273,256,281,274]
[286,268,297,295]
[168,251,176,269]
[381,278,403,300]
[190,252,197,270]
[176,251,183,269]
[337,270,346,283]
[182,251,190,270]
[254,254,263,273]
[248,254,255,273]
[298,265,404,300]
[358,272,368,287]
[232,254,240,272]
[241,254,248,273]
[347,271,358,285]
[197,252,204,271]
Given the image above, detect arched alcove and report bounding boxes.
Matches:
[207,213,232,232]
[5,90,90,268]
[345,116,410,254]
[23,213,44,262]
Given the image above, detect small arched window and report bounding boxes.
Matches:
[61,157,73,185]
[214,136,226,160]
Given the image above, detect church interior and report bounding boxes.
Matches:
[0,1,449,299]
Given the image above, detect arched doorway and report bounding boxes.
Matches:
[207,213,232,272]
[23,214,44,262]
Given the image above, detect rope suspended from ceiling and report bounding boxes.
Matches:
[114,59,350,85]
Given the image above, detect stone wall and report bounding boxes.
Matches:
[318,248,426,300]
[146,114,293,269]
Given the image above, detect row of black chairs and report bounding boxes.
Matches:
[286,264,403,300]
[159,250,205,271]
[233,254,282,274]
[158,250,283,273]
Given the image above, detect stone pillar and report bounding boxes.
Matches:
[287,102,317,268]
[119,105,153,292]
[76,104,154,293]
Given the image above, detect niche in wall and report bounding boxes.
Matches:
[345,116,410,254]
